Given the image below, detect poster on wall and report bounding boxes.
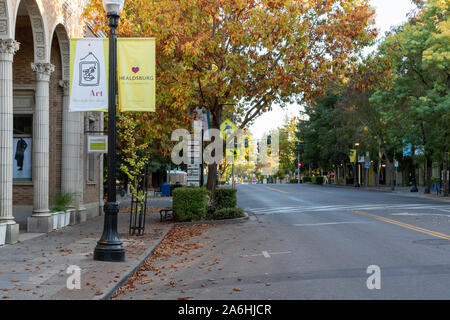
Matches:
[13,137,32,179]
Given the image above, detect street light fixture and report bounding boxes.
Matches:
[94,0,126,262]
[354,142,360,187]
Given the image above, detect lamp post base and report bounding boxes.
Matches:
[93,245,125,262]
[93,202,125,262]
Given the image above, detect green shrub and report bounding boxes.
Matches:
[212,207,244,220]
[431,177,440,184]
[302,176,312,183]
[289,178,299,184]
[215,188,237,210]
[338,178,343,184]
[311,176,324,184]
[51,192,73,212]
[172,187,210,221]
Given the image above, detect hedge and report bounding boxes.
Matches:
[311,176,324,184]
[215,188,237,210]
[289,178,299,184]
[172,187,210,221]
[302,176,312,183]
[212,207,244,220]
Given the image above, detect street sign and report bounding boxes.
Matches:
[394,161,399,168]
[87,136,107,153]
[220,118,238,140]
[364,162,371,169]
[349,149,356,163]
[187,164,200,186]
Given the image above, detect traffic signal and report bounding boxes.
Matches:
[298,162,302,167]
[257,141,260,153]
[267,135,271,145]
[244,138,249,149]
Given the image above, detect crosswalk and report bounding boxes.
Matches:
[244,203,450,215]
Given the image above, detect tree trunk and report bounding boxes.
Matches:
[335,163,339,185]
[205,106,222,208]
[424,156,432,194]
[343,162,347,186]
[444,139,449,197]
[386,157,394,191]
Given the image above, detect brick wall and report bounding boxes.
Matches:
[12,16,34,206]
[48,31,63,207]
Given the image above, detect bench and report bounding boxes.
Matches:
[160,208,173,222]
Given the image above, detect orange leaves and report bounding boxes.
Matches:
[84,0,377,136]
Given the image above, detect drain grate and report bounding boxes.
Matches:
[414,239,450,246]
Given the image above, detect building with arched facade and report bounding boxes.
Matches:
[0,0,104,244]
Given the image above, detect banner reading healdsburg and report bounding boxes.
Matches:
[118,38,156,112]
[69,38,109,112]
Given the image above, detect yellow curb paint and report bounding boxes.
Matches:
[353,210,450,241]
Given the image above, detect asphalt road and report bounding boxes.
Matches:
[116,184,450,300]
[237,183,450,299]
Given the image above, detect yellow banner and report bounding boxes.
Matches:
[118,38,156,112]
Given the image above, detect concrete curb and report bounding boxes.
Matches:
[174,212,250,226]
[95,227,172,300]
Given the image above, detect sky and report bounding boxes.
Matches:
[249,0,417,139]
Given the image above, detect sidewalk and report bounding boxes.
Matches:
[0,199,173,300]
[321,183,450,202]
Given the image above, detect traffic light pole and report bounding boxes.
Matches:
[298,151,300,184]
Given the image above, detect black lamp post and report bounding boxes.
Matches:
[354,142,360,187]
[94,0,126,262]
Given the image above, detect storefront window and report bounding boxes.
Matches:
[13,115,32,180]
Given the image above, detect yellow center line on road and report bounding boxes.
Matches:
[264,186,290,194]
[353,210,450,241]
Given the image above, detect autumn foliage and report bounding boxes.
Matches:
[84,0,377,192]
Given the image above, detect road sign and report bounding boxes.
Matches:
[187,164,200,186]
[220,118,238,140]
[349,149,356,163]
[364,162,371,169]
[394,161,399,168]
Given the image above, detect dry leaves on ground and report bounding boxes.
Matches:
[112,224,210,298]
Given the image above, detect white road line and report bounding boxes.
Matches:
[245,204,450,215]
[392,212,450,217]
[262,251,271,258]
[270,251,292,256]
[293,221,369,227]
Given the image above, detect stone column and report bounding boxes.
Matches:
[27,62,55,233]
[0,39,20,244]
[60,80,86,224]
